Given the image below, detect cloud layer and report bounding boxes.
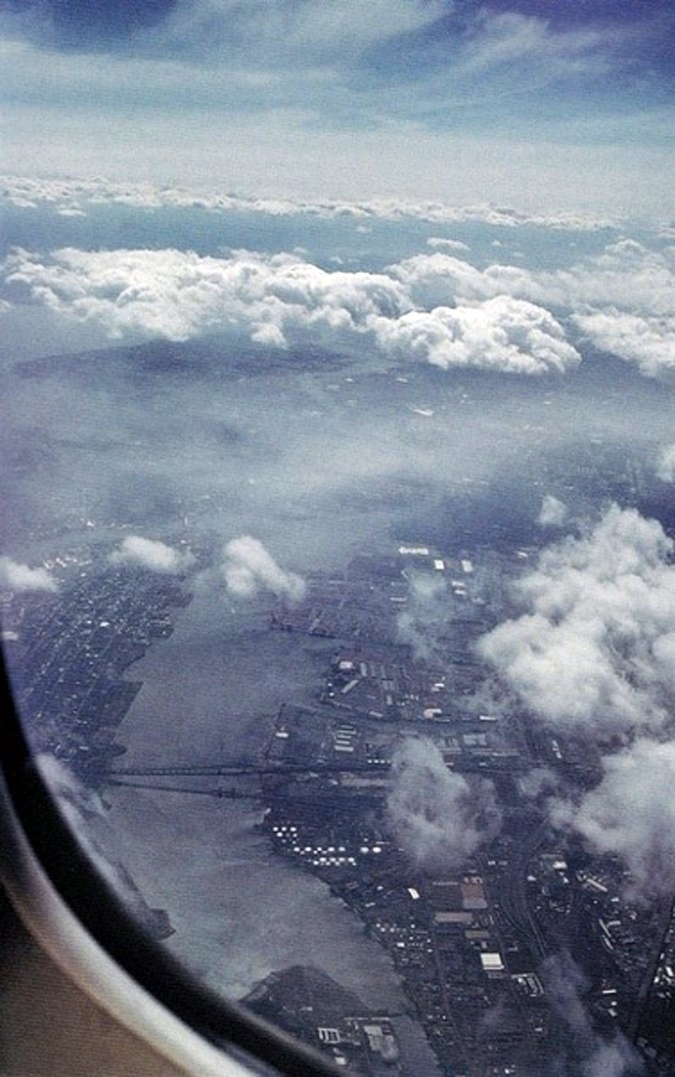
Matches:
[5,232,674,377]
[2,245,581,376]
[395,239,675,378]
[222,535,305,602]
[0,174,626,230]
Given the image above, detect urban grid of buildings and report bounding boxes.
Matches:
[3,532,675,1076]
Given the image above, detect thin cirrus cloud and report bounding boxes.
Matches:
[0,3,673,211]
[0,0,442,61]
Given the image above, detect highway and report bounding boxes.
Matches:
[496,821,550,963]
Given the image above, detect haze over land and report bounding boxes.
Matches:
[1,2,674,1073]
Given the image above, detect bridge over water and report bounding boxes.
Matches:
[101,760,391,778]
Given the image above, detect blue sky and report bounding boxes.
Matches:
[1,1,674,211]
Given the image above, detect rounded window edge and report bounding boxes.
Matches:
[0,645,342,1077]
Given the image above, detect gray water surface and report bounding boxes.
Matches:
[103,581,408,1010]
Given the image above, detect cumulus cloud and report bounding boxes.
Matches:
[387,738,501,869]
[517,766,561,802]
[478,505,675,737]
[551,739,675,901]
[538,494,568,527]
[222,535,305,603]
[7,233,674,378]
[2,245,410,348]
[426,237,470,253]
[541,952,644,1076]
[573,309,675,379]
[499,503,675,901]
[392,251,538,308]
[396,238,675,316]
[656,443,675,482]
[0,555,58,593]
[559,239,675,318]
[560,241,675,377]
[394,239,675,379]
[372,296,579,375]
[1,245,581,376]
[109,535,195,574]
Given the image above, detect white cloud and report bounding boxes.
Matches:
[222,535,305,602]
[426,237,471,253]
[517,766,560,801]
[36,755,173,934]
[551,738,675,901]
[656,443,675,482]
[572,309,675,378]
[558,239,675,316]
[2,245,581,375]
[155,0,443,63]
[0,555,58,593]
[396,238,675,313]
[393,239,675,378]
[537,494,567,527]
[478,505,675,737]
[392,250,540,308]
[387,738,501,869]
[2,245,410,345]
[0,175,626,231]
[6,231,673,379]
[457,10,609,83]
[109,535,195,574]
[372,296,580,375]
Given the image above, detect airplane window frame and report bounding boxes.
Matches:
[0,645,343,1077]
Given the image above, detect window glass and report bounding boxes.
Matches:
[1,3,675,1074]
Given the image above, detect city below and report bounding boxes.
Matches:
[4,526,675,1077]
